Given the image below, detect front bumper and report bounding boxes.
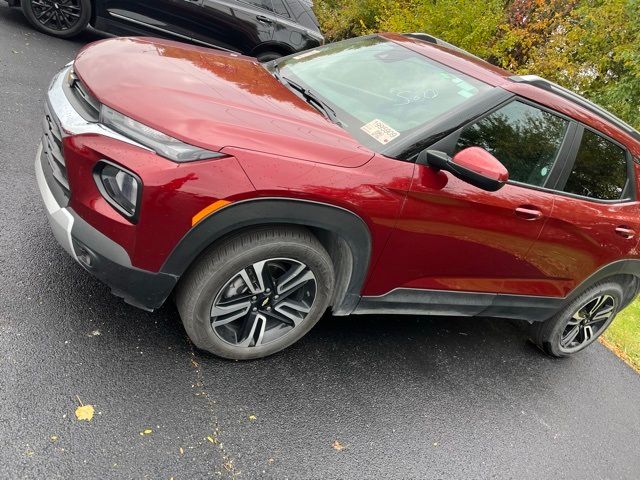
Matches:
[36,143,177,310]
[35,65,178,311]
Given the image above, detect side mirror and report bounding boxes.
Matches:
[418,147,509,192]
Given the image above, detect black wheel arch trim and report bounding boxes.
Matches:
[565,259,640,308]
[160,198,372,315]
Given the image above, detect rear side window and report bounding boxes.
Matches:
[455,101,569,187]
[564,129,628,200]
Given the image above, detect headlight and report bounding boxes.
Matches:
[94,161,142,221]
[100,105,226,162]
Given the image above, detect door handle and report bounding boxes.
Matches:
[615,226,636,239]
[256,15,273,23]
[515,206,543,221]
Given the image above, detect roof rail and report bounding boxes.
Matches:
[403,32,483,60]
[510,75,640,142]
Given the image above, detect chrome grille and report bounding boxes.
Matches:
[42,101,70,193]
[69,72,100,121]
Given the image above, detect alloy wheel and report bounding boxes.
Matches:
[30,0,82,31]
[210,258,317,348]
[559,294,617,353]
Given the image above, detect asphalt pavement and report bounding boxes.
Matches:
[1,5,639,479]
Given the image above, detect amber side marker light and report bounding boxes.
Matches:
[192,200,231,226]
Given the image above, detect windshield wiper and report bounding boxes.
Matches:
[272,66,341,125]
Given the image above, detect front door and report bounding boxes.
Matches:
[367,99,575,298]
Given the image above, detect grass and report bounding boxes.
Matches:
[602,298,640,373]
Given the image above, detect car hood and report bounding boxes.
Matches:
[73,37,373,168]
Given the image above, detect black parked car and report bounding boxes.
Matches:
[8,0,324,61]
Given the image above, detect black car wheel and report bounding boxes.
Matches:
[176,226,334,360]
[256,51,283,62]
[530,281,623,357]
[22,0,91,39]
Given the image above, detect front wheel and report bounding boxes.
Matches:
[21,0,91,39]
[176,227,334,360]
[530,281,623,357]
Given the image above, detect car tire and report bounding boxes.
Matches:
[22,0,91,39]
[529,281,624,357]
[176,226,334,360]
[256,51,283,62]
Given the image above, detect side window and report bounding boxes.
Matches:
[564,129,628,201]
[455,101,569,187]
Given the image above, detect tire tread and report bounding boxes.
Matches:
[175,226,334,359]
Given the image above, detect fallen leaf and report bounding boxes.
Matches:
[207,436,215,443]
[248,415,257,421]
[140,429,153,436]
[179,447,184,455]
[267,458,275,465]
[50,435,58,442]
[75,405,94,421]
[332,440,345,452]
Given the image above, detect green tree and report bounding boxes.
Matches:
[380,0,505,59]
[315,0,504,58]
[493,0,640,129]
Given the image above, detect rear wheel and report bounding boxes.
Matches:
[176,227,334,360]
[21,0,91,39]
[530,281,623,357]
[256,50,283,62]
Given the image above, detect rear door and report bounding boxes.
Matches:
[527,126,640,296]
[194,0,276,54]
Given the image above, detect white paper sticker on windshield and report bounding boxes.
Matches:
[360,119,400,145]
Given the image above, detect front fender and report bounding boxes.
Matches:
[160,198,372,315]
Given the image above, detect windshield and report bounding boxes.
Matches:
[277,36,492,151]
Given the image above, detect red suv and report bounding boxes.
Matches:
[37,33,640,359]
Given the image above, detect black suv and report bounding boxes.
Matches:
[9,0,324,61]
